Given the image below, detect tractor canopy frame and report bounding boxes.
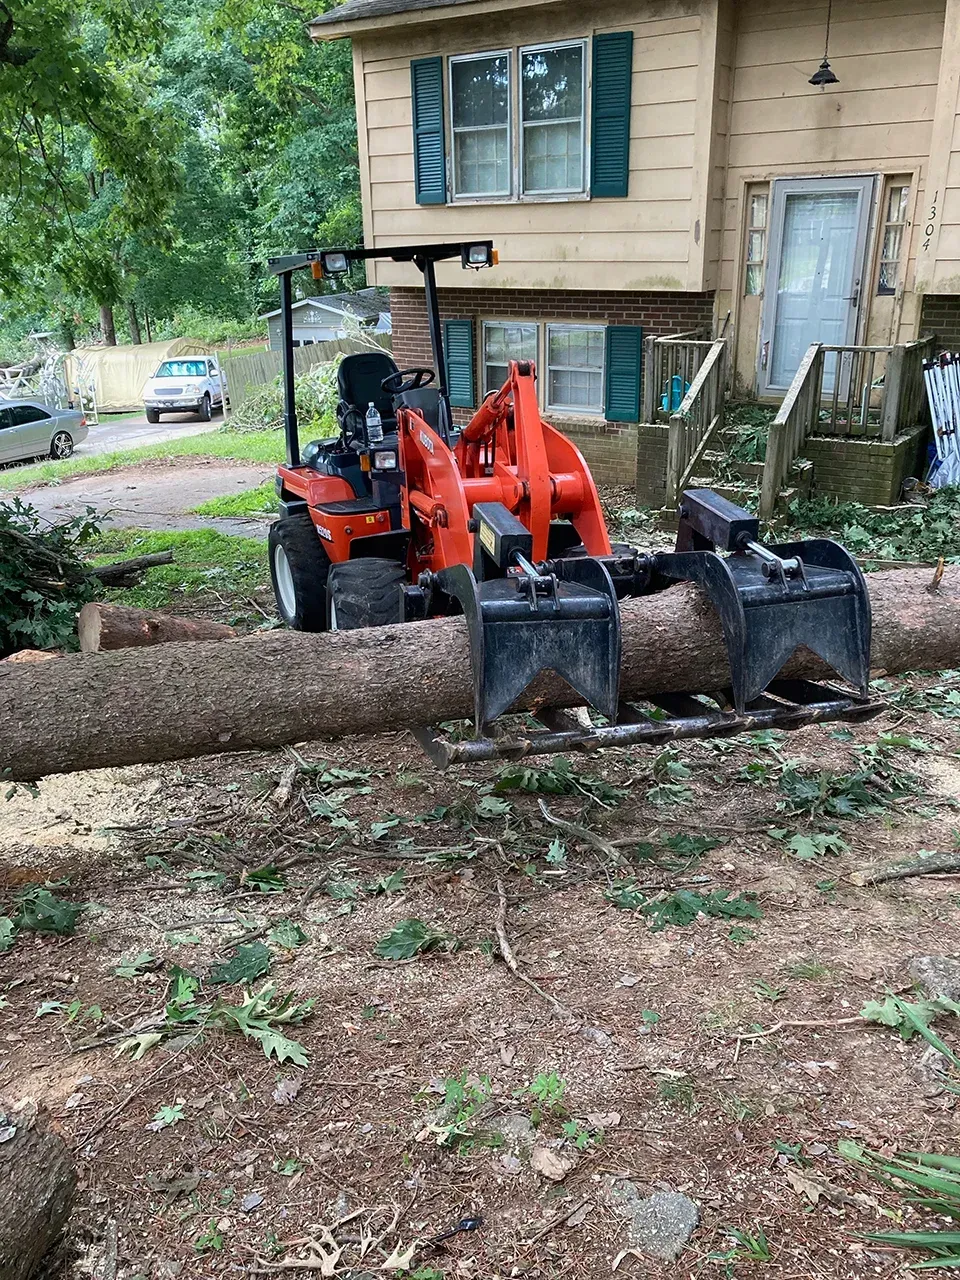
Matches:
[266,241,495,467]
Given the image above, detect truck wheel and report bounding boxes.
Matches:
[326,558,405,631]
[269,515,330,631]
[145,408,160,424]
[198,394,212,422]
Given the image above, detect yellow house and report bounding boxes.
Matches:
[311,0,960,505]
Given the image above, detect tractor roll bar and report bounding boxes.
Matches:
[266,241,495,464]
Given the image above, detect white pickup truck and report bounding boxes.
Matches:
[142,356,228,423]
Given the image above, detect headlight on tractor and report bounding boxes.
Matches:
[373,450,397,470]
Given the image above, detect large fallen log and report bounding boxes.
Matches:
[87,550,174,586]
[0,568,955,781]
[78,603,236,653]
[0,1097,76,1280]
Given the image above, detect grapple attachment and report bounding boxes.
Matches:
[652,490,871,711]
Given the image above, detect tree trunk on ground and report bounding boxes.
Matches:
[126,301,142,345]
[78,603,235,654]
[0,1098,76,1280]
[86,550,175,587]
[0,568,956,782]
[0,650,60,664]
[99,305,116,347]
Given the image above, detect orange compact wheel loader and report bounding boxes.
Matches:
[267,241,882,765]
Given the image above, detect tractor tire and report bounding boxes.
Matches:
[326,558,405,631]
[269,515,330,632]
[145,408,160,424]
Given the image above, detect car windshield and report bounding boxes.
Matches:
[154,361,208,378]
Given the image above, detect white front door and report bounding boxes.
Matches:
[760,176,876,395]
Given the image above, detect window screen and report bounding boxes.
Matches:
[483,322,538,393]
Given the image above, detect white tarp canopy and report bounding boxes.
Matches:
[65,338,212,413]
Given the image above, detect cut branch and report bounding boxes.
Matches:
[77,603,235,654]
[0,568,957,781]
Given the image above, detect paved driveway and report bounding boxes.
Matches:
[81,410,222,455]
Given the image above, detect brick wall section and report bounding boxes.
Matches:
[389,286,714,486]
[636,422,670,507]
[919,295,960,349]
[803,425,928,506]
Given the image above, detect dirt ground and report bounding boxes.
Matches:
[20,460,273,536]
[2,667,960,1279]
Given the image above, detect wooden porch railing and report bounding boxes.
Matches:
[759,337,934,521]
[664,339,727,508]
[642,329,712,423]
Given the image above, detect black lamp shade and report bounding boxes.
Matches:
[809,58,839,86]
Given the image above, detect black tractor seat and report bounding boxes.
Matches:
[337,350,399,430]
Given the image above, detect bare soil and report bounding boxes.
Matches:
[2,671,960,1279]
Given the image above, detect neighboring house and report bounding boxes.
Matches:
[261,287,391,350]
[310,0,960,498]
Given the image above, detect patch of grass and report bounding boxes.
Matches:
[785,957,832,981]
[842,1145,960,1266]
[0,428,280,491]
[89,528,269,612]
[191,482,279,518]
[657,1074,698,1113]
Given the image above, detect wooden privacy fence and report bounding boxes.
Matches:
[664,339,727,508]
[222,335,392,408]
[759,337,933,520]
[642,329,713,423]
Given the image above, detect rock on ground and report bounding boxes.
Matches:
[909,955,960,1001]
[606,1179,700,1261]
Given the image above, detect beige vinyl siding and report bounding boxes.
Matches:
[356,0,706,292]
[919,0,960,292]
[717,0,944,390]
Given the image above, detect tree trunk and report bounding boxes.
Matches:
[0,1098,76,1280]
[87,550,174,586]
[126,301,142,345]
[78,603,235,654]
[144,312,153,343]
[99,305,117,347]
[0,568,956,782]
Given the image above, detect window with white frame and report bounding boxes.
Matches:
[744,190,768,296]
[483,321,538,394]
[450,52,511,198]
[520,42,586,195]
[546,324,604,413]
[878,181,910,295]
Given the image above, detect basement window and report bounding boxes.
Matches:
[546,324,604,414]
[744,190,768,295]
[450,52,511,198]
[520,41,586,195]
[483,321,538,394]
[878,182,910,295]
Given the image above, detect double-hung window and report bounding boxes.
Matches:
[450,52,511,198]
[546,324,604,414]
[520,41,586,196]
[482,322,538,393]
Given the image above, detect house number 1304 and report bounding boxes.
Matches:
[923,190,939,251]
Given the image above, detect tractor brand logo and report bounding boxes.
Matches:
[419,430,435,454]
[316,524,333,541]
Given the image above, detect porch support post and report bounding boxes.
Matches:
[881,346,905,443]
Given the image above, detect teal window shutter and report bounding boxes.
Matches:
[590,32,633,198]
[444,319,475,409]
[411,57,446,205]
[604,325,642,422]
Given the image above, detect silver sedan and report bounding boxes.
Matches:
[0,397,89,465]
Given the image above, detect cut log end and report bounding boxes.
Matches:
[0,1097,76,1280]
[77,603,236,654]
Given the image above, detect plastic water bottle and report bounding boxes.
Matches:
[365,401,383,444]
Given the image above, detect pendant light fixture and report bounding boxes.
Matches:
[809,0,839,86]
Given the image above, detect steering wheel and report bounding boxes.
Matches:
[382,367,435,396]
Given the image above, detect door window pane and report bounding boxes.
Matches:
[521,44,584,194]
[744,190,768,296]
[451,54,510,197]
[878,182,909,295]
[546,324,604,413]
[483,322,538,393]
